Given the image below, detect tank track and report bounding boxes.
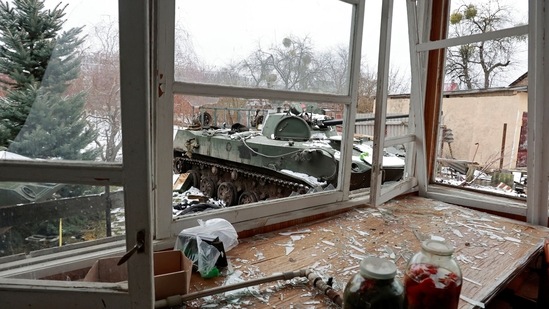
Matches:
[174,154,311,206]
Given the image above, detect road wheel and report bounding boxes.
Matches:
[200,177,216,198]
[238,191,258,204]
[217,182,237,206]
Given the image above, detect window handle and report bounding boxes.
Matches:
[117,229,145,266]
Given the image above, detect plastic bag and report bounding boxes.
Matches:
[175,218,238,278]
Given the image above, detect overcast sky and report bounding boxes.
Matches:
[48,0,410,70]
[48,0,528,86]
[175,0,413,73]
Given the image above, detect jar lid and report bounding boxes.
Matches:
[359,256,397,280]
[421,239,454,256]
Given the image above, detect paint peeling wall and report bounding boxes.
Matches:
[382,90,528,170]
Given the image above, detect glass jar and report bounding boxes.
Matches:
[404,239,462,309]
[343,256,404,309]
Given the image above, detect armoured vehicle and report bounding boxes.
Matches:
[173,107,405,206]
[0,151,66,207]
[0,182,66,207]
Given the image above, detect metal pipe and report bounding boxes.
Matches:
[321,113,409,127]
[307,271,343,307]
[105,185,112,237]
[154,269,342,308]
[500,123,507,169]
[472,142,479,162]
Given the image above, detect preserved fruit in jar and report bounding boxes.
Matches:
[343,256,404,309]
[404,239,462,309]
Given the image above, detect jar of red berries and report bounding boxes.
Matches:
[404,239,462,309]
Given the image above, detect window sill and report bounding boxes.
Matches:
[426,183,528,217]
[0,194,370,280]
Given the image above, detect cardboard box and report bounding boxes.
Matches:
[83,255,128,283]
[153,251,192,300]
[83,250,192,300]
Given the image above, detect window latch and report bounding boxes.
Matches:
[117,229,146,266]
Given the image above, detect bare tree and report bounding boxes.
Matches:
[238,36,323,92]
[239,44,278,88]
[446,0,526,89]
[239,37,354,95]
[357,64,377,113]
[316,45,350,95]
[212,97,248,126]
[174,24,199,70]
[388,67,410,95]
[356,64,409,113]
[271,36,323,91]
[220,36,408,114]
[79,18,121,162]
[174,95,194,127]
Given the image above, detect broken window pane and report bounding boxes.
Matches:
[0,182,125,279]
[172,95,354,213]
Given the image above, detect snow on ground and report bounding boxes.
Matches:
[0,150,32,160]
[435,167,526,199]
[279,169,328,188]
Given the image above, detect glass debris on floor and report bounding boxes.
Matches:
[177,196,544,308]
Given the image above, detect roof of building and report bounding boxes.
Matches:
[509,72,528,87]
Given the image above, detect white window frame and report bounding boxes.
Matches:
[407,0,548,226]
[0,1,155,308]
[370,0,422,207]
[153,0,386,239]
[4,0,547,307]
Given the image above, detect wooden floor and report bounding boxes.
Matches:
[183,195,549,309]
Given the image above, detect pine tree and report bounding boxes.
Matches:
[0,0,98,160]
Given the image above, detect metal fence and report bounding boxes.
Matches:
[195,106,271,128]
[354,113,409,138]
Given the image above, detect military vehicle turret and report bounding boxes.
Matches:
[173,107,405,206]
